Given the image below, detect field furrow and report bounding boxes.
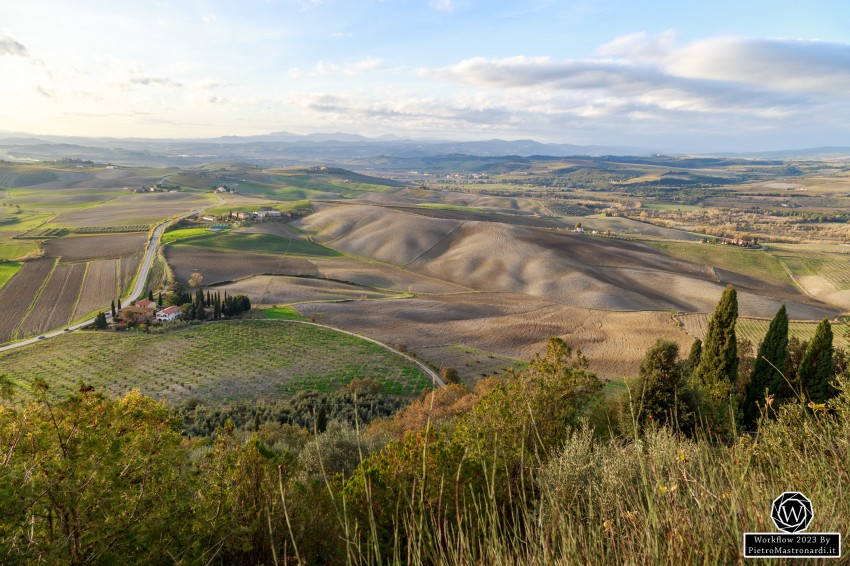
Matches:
[120,253,143,294]
[17,262,86,337]
[71,259,119,321]
[0,258,56,343]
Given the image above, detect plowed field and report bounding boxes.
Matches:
[71,259,118,320]
[0,258,56,343]
[17,262,86,337]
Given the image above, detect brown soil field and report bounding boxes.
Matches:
[44,233,147,261]
[0,258,56,343]
[297,204,834,318]
[52,193,210,227]
[298,203,464,264]
[120,253,143,293]
[309,258,470,294]
[16,262,86,337]
[71,259,118,320]
[214,275,402,305]
[295,293,693,379]
[165,247,319,285]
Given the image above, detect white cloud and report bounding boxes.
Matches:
[0,32,28,57]
[129,76,183,88]
[288,67,303,79]
[429,0,454,12]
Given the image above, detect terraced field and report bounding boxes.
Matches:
[2,321,431,401]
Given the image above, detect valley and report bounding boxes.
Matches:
[1,156,847,389]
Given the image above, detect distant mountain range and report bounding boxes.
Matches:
[0,130,847,167]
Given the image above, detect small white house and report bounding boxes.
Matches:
[156,306,182,322]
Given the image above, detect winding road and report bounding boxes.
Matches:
[0,200,446,389]
[0,203,212,354]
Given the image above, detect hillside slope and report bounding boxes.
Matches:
[297,204,835,318]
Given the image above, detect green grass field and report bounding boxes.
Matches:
[0,241,39,261]
[178,232,341,257]
[0,261,22,289]
[650,241,790,285]
[161,227,215,244]
[2,320,430,401]
[262,306,307,320]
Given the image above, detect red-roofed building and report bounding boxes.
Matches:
[134,300,157,310]
[156,306,182,322]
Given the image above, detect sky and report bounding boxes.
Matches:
[1,0,849,152]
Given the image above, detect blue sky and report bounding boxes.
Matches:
[1,0,849,151]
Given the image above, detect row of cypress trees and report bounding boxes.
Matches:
[692,285,837,431]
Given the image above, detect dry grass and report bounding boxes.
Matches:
[296,293,692,379]
[310,258,470,294]
[296,204,832,317]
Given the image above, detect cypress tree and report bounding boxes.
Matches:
[687,339,702,373]
[631,339,692,432]
[117,298,122,310]
[157,292,162,306]
[798,319,834,403]
[694,285,739,389]
[148,289,154,302]
[110,300,116,318]
[743,305,788,428]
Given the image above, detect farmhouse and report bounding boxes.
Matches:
[257,210,281,218]
[156,305,182,321]
[119,304,156,323]
[236,212,253,221]
[134,299,157,310]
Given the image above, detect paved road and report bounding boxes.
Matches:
[0,202,213,354]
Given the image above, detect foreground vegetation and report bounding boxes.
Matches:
[1,287,847,564]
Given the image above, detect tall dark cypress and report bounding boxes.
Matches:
[743,305,788,427]
[694,285,739,390]
[111,300,116,318]
[687,339,702,373]
[798,319,834,403]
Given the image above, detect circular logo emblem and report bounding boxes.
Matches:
[771,492,813,533]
